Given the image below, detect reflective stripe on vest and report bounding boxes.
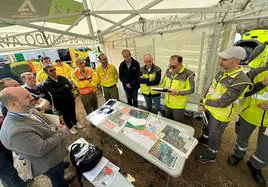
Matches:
[140,73,159,95]
[75,68,96,94]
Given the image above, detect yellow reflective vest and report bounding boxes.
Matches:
[36,70,48,84]
[36,63,73,84]
[204,68,252,122]
[140,64,161,96]
[96,64,118,87]
[55,63,73,80]
[71,67,98,95]
[240,67,268,126]
[160,66,195,109]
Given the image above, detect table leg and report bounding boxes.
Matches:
[166,175,170,187]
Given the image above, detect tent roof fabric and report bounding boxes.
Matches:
[0,0,267,50]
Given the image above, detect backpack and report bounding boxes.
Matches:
[70,143,103,187]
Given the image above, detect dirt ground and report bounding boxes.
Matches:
[5,90,268,187]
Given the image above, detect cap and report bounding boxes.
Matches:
[217,46,246,60]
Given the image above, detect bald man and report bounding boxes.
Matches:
[0,87,68,187]
[139,54,162,112]
[0,80,26,187]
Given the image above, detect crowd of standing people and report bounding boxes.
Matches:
[0,46,267,187]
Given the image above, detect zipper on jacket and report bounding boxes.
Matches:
[261,110,266,127]
[227,104,234,118]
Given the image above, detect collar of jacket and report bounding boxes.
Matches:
[169,65,185,74]
[223,67,243,77]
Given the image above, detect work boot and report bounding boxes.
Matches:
[197,136,208,147]
[227,154,243,166]
[247,161,266,187]
[196,149,216,164]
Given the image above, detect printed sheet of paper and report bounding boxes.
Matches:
[121,120,157,150]
[87,106,114,126]
[83,157,109,182]
[92,160,120,187]
[149,139,180,168]
[102,111,129,133]
[128,108,150,119]
[158,126,198,158]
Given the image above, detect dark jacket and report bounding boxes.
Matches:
[119,57,140,90]
[42,76,74,111]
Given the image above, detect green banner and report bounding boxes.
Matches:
[48,0,83,25]
[0,0,51,19]
[0,0,83,25]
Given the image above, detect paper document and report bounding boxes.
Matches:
[158,126,198,158]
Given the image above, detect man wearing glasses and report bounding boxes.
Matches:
[42,64,83,134]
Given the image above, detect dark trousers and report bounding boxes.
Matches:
[80,92,98,114]
[164,105,185,123]
[144,95,161,113]
[0,148,27,187]
[60,99,77,129]
[103,85,119,101]
[202,111,228,153]
[234,116,268,170]
[124,88,138,107]
[45,162,68,187]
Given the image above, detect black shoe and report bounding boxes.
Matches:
[247,161,266,186]
[227,154,243,166]
[197,136,208,147]
[64,161,70,169]
[196,153,216,164]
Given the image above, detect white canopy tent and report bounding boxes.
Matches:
[0,0,268,103]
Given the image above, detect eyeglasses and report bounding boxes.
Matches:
[49,68,56,73]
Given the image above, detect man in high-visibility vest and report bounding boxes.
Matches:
[36,57,52,84]
[71,58,98,114]
[96,53,119,101]
[197,46,252,163]
[159,55,195,122]
[227,66,268,186]
[55,59,73,80]
[139,54,162,112]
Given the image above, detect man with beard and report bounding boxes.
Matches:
[71,58,98,114]
[0,79,26,187]
[160,55,195,122]
[97,53,119,101]
[42,64,83,135]
[0,87,68,187]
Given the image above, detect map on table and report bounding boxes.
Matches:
[158,126,198,158]
[102,111,130,133]
[149,139,180,168]
[128,108,150,119]
[120,116,166,150]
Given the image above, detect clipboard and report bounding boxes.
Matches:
[151,88,171,92]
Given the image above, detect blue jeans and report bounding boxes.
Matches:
[124,88,138,107]
[144,95,161,112]
[45,162,68,187]
[0,148,27,187]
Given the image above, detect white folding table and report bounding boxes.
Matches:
[86,101,195,186]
